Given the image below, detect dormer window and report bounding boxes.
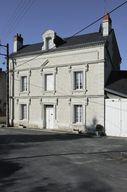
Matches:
[42,30,56,51]
[46,37,52,50]
[42,29,64,51]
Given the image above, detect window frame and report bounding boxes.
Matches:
[44,73,54,92]
[74,105,83,124]
[73,71,83,90]
[20,104,27,120]
[21,76,27,92]
[46,37,52,50]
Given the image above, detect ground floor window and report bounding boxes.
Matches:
[74,105,83,123]
[21,104,27,120]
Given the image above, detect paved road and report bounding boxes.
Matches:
[0,127,127,192]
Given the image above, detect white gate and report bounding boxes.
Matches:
[106,99,127,137]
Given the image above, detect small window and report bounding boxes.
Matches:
[46,37,52,50]
[74,71,83,90]
[21,76,27,92]
[45,74,54,91]
[21,104,27,120]
[74,105,83,123]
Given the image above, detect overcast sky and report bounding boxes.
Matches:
[0,0,127,70]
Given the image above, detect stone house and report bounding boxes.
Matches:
[9,13,121,133]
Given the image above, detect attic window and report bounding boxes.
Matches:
[46,37,52,50]
[42,30,56,51]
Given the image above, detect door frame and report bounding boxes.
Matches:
[44,105,55,129]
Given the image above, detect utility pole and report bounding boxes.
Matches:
[0,43,9,127]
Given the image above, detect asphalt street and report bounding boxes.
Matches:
[0,127,127,192]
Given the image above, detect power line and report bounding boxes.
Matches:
[9,0,127,118]
[13,0,127,69]
[68,0,127,39]
[0,43,9,126]
[13,77,127,113]
[7,0,35,39]
[14,54,42,68]
[104,0,107,13]
[14,77,43,89]
[1,0,25,34]
[6,1,127,129]
[90,100,127,112]
[13,77,127,131]
[1,0,27,37]
[2,0,35,41]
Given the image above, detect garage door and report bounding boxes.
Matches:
[106,99,127,137]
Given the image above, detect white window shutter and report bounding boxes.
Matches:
[45,74,54,91]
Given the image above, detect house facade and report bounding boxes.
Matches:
[9,13,121,133]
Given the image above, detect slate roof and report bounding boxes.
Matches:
[105,71,127,97]
[11,31,107,57]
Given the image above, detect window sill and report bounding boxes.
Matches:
[72,89,87,94]
[19,91,29,95]
[72,122,83,125]
[20,119,27,121]
[43,90,56,94]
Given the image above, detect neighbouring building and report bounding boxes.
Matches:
[105,71,127,137]
[0,68,6,117]
[9,13,122,133]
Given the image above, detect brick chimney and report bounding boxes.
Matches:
[102,13,112,36]
[13,33,23,52]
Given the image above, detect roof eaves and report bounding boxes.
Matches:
[9,50,42,59]
[10,39,106,58]
[105,88,127,98]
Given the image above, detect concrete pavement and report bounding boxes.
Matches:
[0,127,127,192]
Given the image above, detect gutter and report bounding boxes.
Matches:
[105,88,127,98]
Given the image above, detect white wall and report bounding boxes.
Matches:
[106,99,127,137]
[10,45,105,131]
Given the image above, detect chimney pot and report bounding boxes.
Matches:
[101,12,112,36]
[13,33,23,52]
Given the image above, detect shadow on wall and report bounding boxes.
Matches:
[86,117,98,134]
[86,117,105,136]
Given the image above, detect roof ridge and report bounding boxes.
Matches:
[64,31,100,40]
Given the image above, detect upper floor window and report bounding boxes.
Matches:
[74,71,83,90]
[74,105,83,123]
[45,74,54,91]
[21,76,27,92]
[21,104,27,120]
